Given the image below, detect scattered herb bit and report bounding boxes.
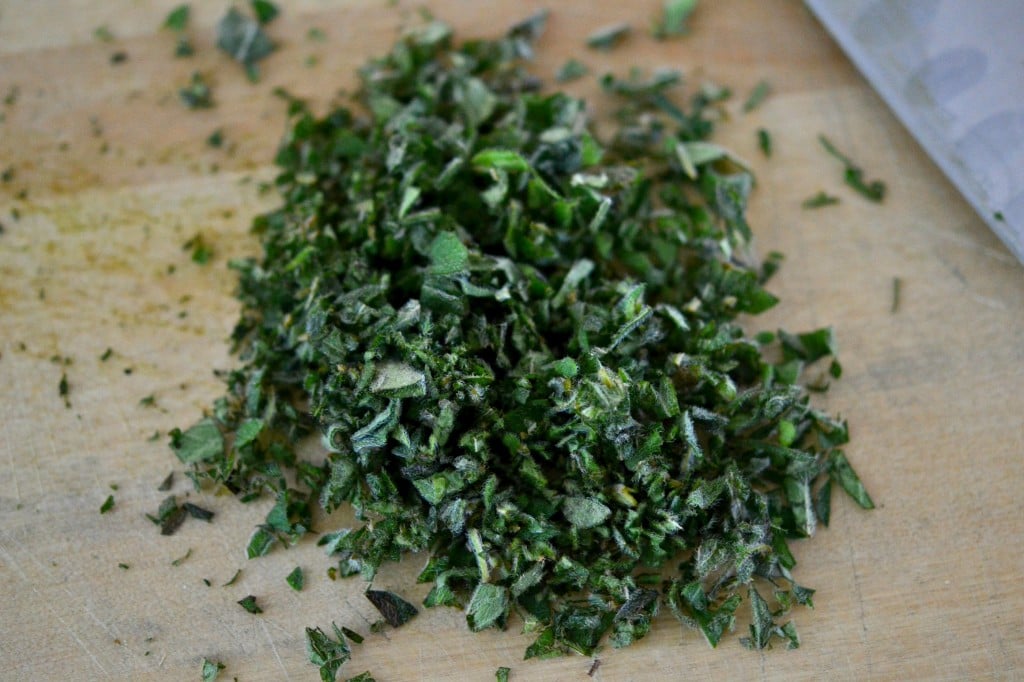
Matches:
[100,495,115,514]
[307,27,327,42]
[286,566,304,591]
[3,86,18,106]
[305,623,351,682]
[801,191,840,209]
[58,373,70,407]
[556,58,588,83]
[653,0,698,39]
[201,658,225,682]
[891,277,901,314]
[118,563,130,570]
[1,167,14,183]
[148,431,162,442]
[237,595,263,614]
[100,348,114,362]
[994,211,1005,221]
[757,128,772,157]
[588,659,601,676]
[175,36,195,57]
[94,25,115,43]
[742,80,771,113]
[147,495,187,535]
[171,548,192,566]
[179,72,214,109]
[365,590,418,628]
[157,472,174,491]
[818,135,886,202]
[139,394,156,407]
[216,7,275,79]
[340,627,363,644]
[169,14,871,670]
[495,667,511,682]
[182,233,214,264]
[110,51,128,65]
[164,4,190,32]
[207,129,225,148]
[586,23,631,51]
[222,569,242,587]
[250,0,279,25]
[183,502,215,522]
[346,674,375,682]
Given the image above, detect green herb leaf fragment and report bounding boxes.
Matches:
[305,623,351,682]
[250,0,280,25]
[286,566,304,591]
[179,72,213,109]
[743,80,771,112]
[365,590,418,628]
[562,496,611,530]
[466,583,509,631]
[586,23,631,51]
[802,191,840,209]
[201,658,225,682]
[164,4,190,32]
[246,527,277,559]
[495,667,511,682]
[556,59,589,83]
[237,595,262,614]
[345,673,375,682]
[653,0,698,39]
[169,419,223,464]
[819,135,886,202]
[216,7,275,74]
[222,569,242,587]
[757,128,772,157]
[100,495,115,514]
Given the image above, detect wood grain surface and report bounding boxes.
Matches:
[1,1,1022,680]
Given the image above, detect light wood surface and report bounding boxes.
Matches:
[2,1,1022,680]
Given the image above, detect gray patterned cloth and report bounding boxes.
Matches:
[806,0,1024,266]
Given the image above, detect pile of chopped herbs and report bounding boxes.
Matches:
[169,12,872,675]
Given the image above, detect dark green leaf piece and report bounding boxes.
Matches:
[365,590,418,628]
[653,0,698,39]
[237,595,263,614]
[100,495,115,514]
[201,658,225,682]
[495,667,511,682]
[286,566,304,591]
[586,23,631,51]
[819,135,886,202]
[164,5,190,32]
[802,191,840,209]
[306,623,351,682]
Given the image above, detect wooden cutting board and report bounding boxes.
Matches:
[2,1,1022,679]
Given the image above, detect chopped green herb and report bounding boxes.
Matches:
[250,0,280,25]
[346,674,375,682]
[237,595,263,614]
[169,13,871,668]
[147,495,186,535]
[222,569,242,587]
[100,348,114,362]
[286,566,304,591]
[994,211,1005,221]
[118,563,130,570]
[819,135,886,202]
[891,277,901,314]
[183,502,214,522]
[305,623,351,682]
[802,191,840,209]
[653,0,698,39]
[556,58,589,83]
[3,86,19,106]
[495,667,511,682]
[586,23,631,51]
[365,590,418,628]
[139,394,156,407]
[216,7,275,78]
[164,5,190,32]
[1,167,14,183]
[58,373,69,407]
[94,25,115,43]
[742,80,771,112]
[588,659,601,676]
[207,129,224,148]
[307,27,327,42]
[100,495,115,514]
[182,232,214,264]
[201,658,225,682]
[175,37,195,58]
[110,51,128,65]
[757,128,772,157]
[179,72,213,109]
[340,627,363,644]
[171,548,192,566]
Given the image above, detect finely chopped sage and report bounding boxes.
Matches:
[169,12,872,675]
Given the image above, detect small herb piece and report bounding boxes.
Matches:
[495,667,511,682]
[170,548,192,566]
[588,659,602,676]
[286,566,304,591]
[179,72,213,109]
[58,373,70,407]
[157,472,174,491]
[183,233,213,264]
[365,590,418,628]
[237,595,263,614]
[757,128,772,157]
[246,527,277,558]
[586,23,631,51]
[346,674,375,682]
[216,7,275,78]
[743,80,771,112]
[250,0,279,25]
[118,563,130,570]
[94,26,115,43]
[183,502,215,522]
[147,495,187,535]
[222,569,242,587]
[653,0,698,39]
[307,28,327,42]
[139,394,156,407]
[110,51,128,65]
[818,135,886,202]
[100,348,113,362]
[100,495,115,514]
[207,129,224,148]
[891,277,902,313]
[994,211,1005,221]
[169,419,223,464]
[802,191,840,209]
[164,5,190,32]
[556,59,588,83]
[305,623,351,682]
[340,627,363,644]
[201,658,225,682]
